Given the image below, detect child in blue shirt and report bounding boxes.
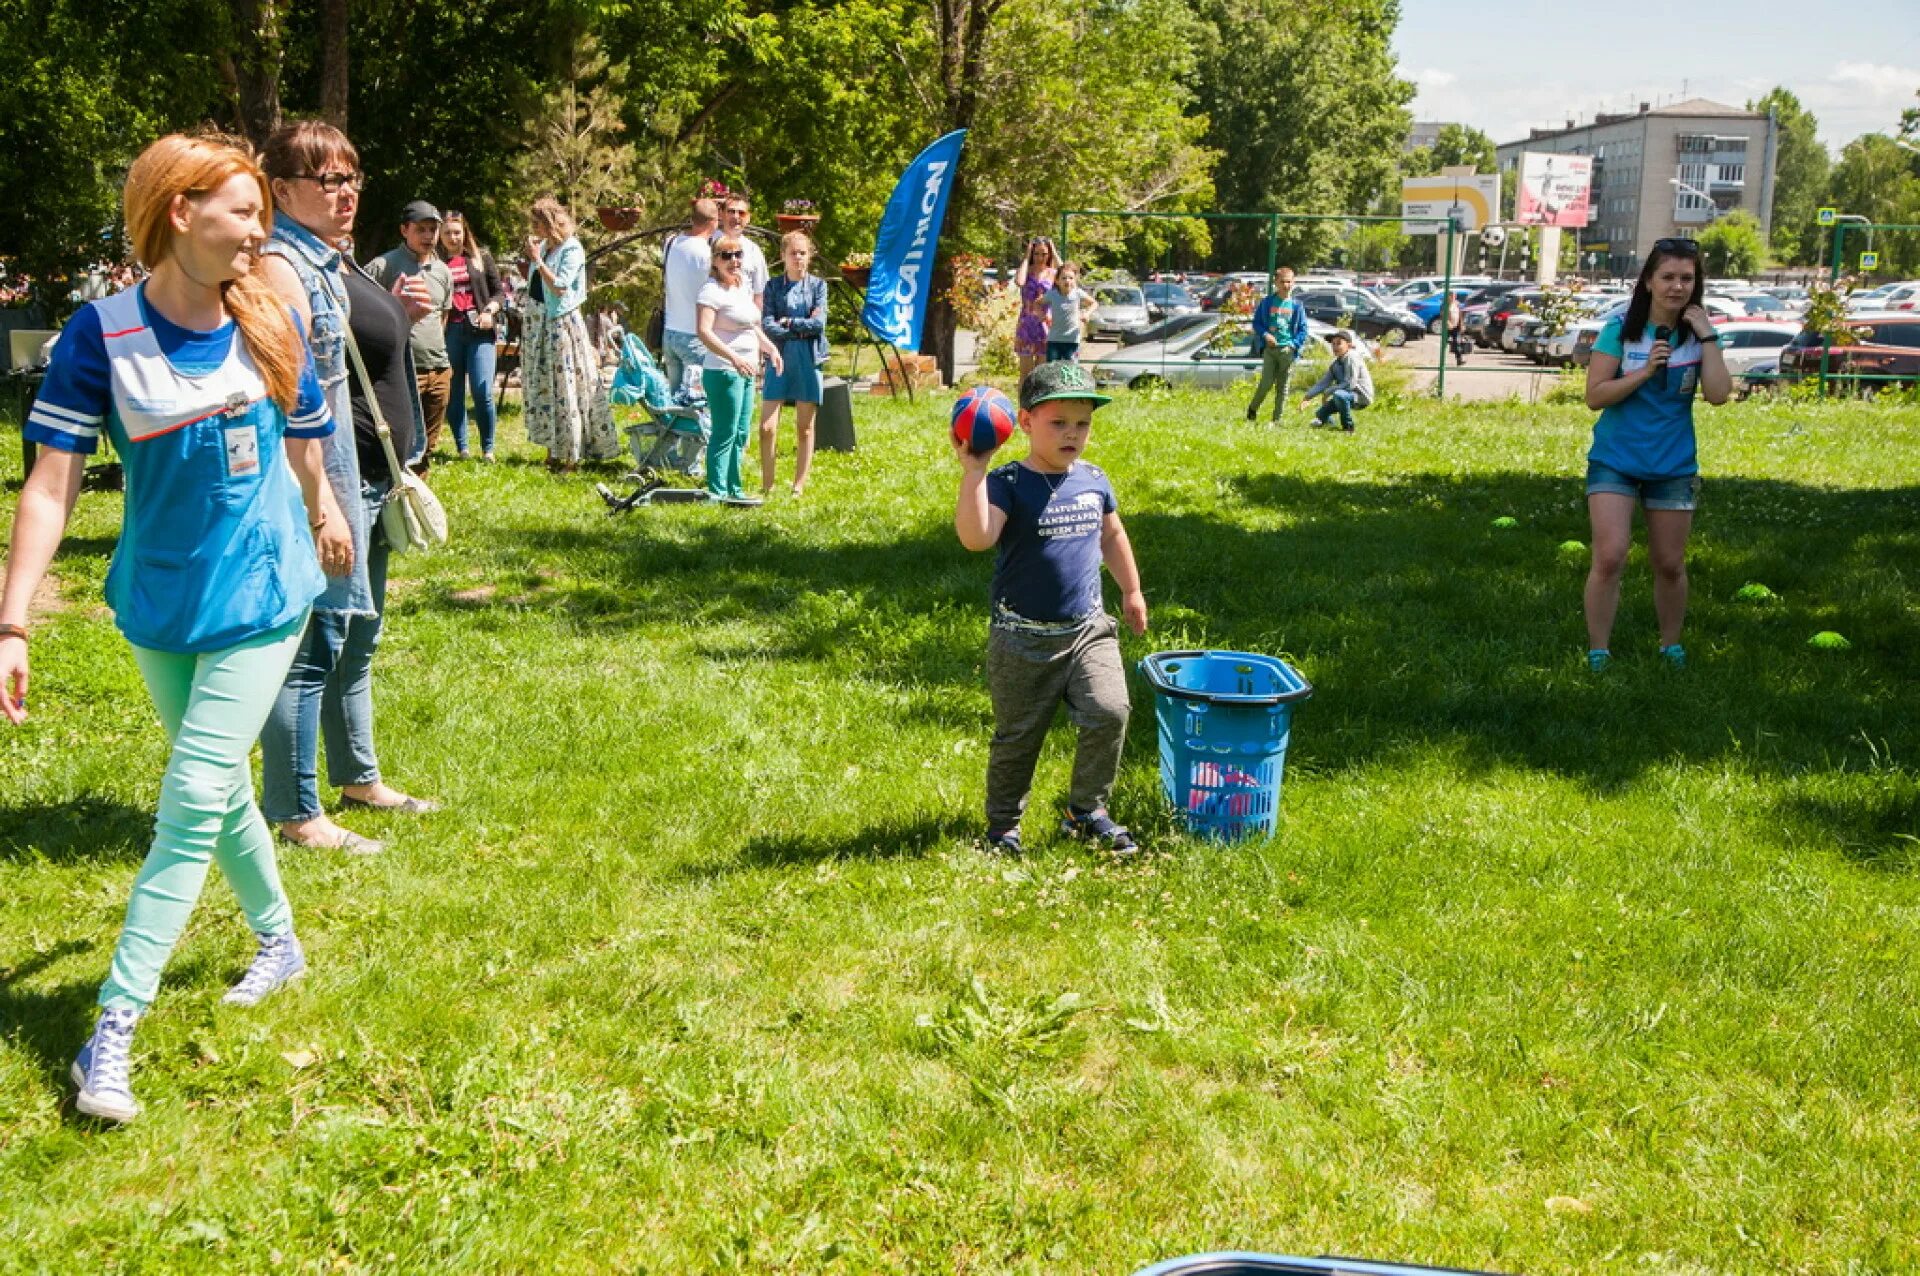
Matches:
[952,361,1149,856]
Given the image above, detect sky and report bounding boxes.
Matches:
[1394,0,1920,153]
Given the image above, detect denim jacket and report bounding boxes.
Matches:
[262,212,375,617]
[761,273,828,368]
[538,237,588,319]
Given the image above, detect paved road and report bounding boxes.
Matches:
[1385,341,1576,403]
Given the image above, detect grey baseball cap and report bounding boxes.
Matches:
[1018,359,1113,411]
[400,200,443,225]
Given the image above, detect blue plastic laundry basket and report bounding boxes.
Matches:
[1140,650,1313,841]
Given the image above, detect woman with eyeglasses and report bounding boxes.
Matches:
[696,235,783,504]
[1581,236,1731,672]
[1012,237,1060,377]
[437,211,505,461]
[256,120,440,858]
[521,196,617,472]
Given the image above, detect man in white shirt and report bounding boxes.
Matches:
[661,198,718,396]
[718,193,768,304]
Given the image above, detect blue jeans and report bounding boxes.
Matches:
[445,320,498,455]
[1315,389,1358,430]
[661,329,705,399]
[259,483,392,822]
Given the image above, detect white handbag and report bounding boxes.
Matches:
[342,323,449,553]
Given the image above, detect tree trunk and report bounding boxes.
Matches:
[319,0,350,128]
[920,0,999,385]
[228,0,284,149]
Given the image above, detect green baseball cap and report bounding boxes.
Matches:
[1018,360,1113,411]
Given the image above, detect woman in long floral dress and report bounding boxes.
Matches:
[1011,236,1059,378]
[519,196,617,471]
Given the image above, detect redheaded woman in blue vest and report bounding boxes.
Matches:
[0,133,350,1123]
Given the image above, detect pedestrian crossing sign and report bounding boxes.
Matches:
[1817,207,1837,226]
[1860,251,1879,270]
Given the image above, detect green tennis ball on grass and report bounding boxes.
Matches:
[1491,516,1519,529]
[1808,631,1852,651]
[1735,582,1779,604]
[1558,539,1587,559]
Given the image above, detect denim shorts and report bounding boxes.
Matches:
[1585,459,1701,511]
[1045,341,1080,363]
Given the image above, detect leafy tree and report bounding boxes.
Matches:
[1186,0,1413,270]
[0,0,231,312]
[1748,87,1828,265]
[1824,133,1920,276]
[1695,210,1768,276]
[1405,122,1496,178]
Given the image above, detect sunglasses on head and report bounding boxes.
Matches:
[716,250,745,261]
[1651,237,1701,255]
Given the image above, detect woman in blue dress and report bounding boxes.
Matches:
[756,231,828,497]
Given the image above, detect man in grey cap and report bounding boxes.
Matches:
[366,200,454,469]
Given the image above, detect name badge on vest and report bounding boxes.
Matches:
[221,392,260,477]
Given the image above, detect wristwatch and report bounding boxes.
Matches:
[0,623,26,643]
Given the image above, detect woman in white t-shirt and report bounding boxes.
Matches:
[696,235,782,504]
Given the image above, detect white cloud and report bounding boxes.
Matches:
[1413,68,1457,89]
[1830,62,1920,102]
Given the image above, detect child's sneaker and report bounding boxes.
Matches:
[1587,648,1612,673]
[1060,807,1139,856]
[1659,643,1687,670]
[984,827,1024,857]
[222,932,307,1007]
[72,1005,141,1124]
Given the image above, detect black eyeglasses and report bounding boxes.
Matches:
[715,250,745,261]
[293,172,363,194]
[1651,237,1700,255]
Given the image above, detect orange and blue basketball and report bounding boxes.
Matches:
[950,386,1017,455]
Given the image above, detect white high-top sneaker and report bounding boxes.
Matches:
[72,1005,142,1124]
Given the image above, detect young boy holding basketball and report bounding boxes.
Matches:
[952,361,1149,856]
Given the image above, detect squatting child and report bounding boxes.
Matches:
[952,361,1149,856]
[1300,327,1374,432]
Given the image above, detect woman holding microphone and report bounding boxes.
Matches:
[1581,237,1730,672]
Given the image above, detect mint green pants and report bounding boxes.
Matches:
[702,367,755,500]
[100,615,308,1011]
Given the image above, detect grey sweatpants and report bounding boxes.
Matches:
[984,614,1131,830]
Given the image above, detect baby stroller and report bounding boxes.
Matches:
[596,334,712,513]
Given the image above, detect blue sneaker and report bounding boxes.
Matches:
[1660,643,1687,670]
[1587,648,1612,673]
[1061,807,1140,856]
[72,1005,141,1124]
[222,932,307,1007]
[984,827,1024,857]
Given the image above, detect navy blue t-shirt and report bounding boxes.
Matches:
[986,460,1117,624]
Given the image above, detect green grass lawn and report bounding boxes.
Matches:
[3,384,1918,1273]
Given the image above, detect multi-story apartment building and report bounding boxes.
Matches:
[1496,99,1779,277]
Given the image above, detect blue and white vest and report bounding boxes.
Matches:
[94,287,325,653]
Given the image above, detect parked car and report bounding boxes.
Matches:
[1712,321,1803,377]
[1777,312,1920,387]
[1090,284,1151,339]
[1119,312,1215,347]
[1845,285,1896,312]
[1484,290,1545,348]
[1872,281,1920,312]
[1141,281,1202,321]
[1407,286,1481,333]
[1738,356,1782,397]
[1090,314,1340,392]
[1294,287,1425,346]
